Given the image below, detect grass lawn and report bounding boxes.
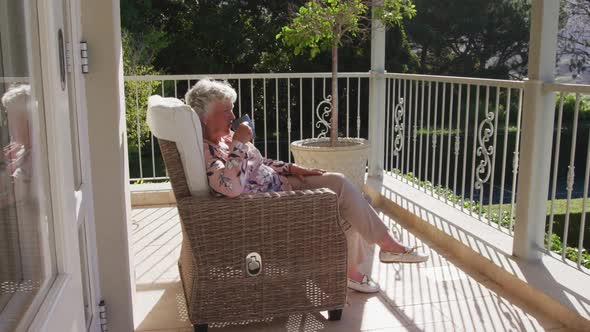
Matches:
[491,198,589,249]
[415,126,520,135]
[546,197,587,216]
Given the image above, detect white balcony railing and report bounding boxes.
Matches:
[381,73,525,234]
[544,82,590,269]
[124,72,590,271]
[124,72,371,181]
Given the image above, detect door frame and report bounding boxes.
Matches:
[63,0,102,328]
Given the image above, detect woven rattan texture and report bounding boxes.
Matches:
[159,139,191,199]
[158,139,348,325]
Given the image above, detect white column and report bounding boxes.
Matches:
[81,0,135,330]
[368,0,387,178]
[513,0,559,260]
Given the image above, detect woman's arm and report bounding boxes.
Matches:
[204,141,248,197]
[261,158,291,175]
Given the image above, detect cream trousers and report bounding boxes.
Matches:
[286,172,390,275]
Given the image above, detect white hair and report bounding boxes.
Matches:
[2,84,31,110]
[184,78,237,117]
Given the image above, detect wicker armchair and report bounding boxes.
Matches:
[147,96,348,332]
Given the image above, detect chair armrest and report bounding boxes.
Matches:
[177,187,337,208]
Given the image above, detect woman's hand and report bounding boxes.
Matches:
[232,122,253,143]
[289,164,325,181]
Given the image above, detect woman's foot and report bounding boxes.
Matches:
[380,245,429,264]
[377,231,407,253]
[347,268,380,293]
[347,274,380,293]
[377,231,429,263]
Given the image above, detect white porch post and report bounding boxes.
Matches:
[368,0,387,178]
[82,0,135,330]
[513,0,559,260]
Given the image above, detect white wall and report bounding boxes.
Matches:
[80,0,135,330]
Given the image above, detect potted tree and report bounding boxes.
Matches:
[278,0,415,189]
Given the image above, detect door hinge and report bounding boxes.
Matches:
[80,41,89,74]
[99,300,108,331]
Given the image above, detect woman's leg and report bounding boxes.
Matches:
[288,173,404,248]
[287,172,406,277]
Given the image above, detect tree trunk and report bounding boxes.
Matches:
[330,43,338,147]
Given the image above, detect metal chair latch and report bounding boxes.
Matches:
[246,252,262,277]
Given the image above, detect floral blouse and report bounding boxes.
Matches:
[1,142,32,207]
[203,134,292,197]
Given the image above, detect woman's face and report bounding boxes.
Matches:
[202,99,235,142]
[6,104,30,145]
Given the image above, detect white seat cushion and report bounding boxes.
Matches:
[146,95,208,195]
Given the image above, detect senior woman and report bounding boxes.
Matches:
[185,78,428,293]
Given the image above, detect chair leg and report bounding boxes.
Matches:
[328,309,343,321]
[194,324,208,332]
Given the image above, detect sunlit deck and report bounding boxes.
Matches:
[130,176,568,331]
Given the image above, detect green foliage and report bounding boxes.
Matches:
[120,1,416,75]
[122,29,163,152]
[122,31,169,75]
[546,234,590,268]
[385,24,420,72]
[405,0,530,78]
[124,78,161,152]
[120,0,170,75]
[119,0,531,79]
[278,0,416,59]
[277,0,368,58]
[277,0,416,144]
[375,0,417,26]
[123,1,306,74]
[544,197,590,255]
[557,92,590,125]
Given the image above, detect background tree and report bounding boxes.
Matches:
[120,0,416,75]
[121,0,170,158]
[278,0,416,146]
[405,0,530,79]
[122,0,300,73]
[122,28,167,178]
[558,0,590,79]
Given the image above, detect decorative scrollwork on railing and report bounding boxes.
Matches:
[454,134,461,156]
[315,95,332,138]
[413,124,418,144]
[475,112,495,189]
[393,98,405,156]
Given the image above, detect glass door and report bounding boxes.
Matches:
[0,0,57,330]
[1,0,100,330]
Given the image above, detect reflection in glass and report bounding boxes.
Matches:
[0,0,55,330]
